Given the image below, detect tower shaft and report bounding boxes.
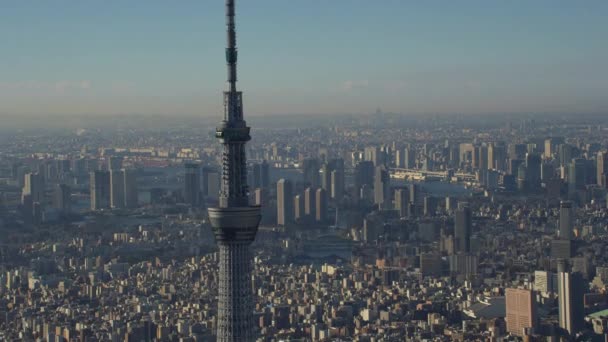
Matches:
[209,1,261,341]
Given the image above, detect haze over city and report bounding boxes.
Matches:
[1,0,607,117]
[2,1,608,342]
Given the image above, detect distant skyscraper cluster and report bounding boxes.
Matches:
[90,157,138,211]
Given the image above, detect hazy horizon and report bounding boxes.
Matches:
[1,1,607,117]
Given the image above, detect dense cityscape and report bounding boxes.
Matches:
[0,112,607,341]
[2,0,608,341]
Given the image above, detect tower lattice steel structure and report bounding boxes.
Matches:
[207,0,261,341]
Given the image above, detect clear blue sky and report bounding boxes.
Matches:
[0,1,607,116]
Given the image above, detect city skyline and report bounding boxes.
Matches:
[1,1,607,116]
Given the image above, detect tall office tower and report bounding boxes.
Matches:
[394,188,408,217]
[421,156,433,171]
[302,158,321,188]
[42,161,57,183]
[319,164,331,192]
[251,164,262,189]
[517,163,528,191]
[395,148,405,168]
[184,163,201,208]
[276,179,293,226]
[90,170,110,210]
[505,288,536,337]
[203,167,221,201]
[508,143,528,160]
[558,144,574,167]
[251,161,270,189]
[304,187,316,219]
[424,196,437,216]
[260,160,270,188]
[544,138,553,159]
[541,162,555,181]
[354,161,374,192]
[472,145,487,169]
[123,169,138,208]
[568,158,586,195]
[22,172,44,203]
[108,156,123,171]
[373,166,390,209]
[445,196,455,212]
[330,169,344,200]
[57,159,71,178]
[558,201,573,240]
[364,146,383,166]
[294,194,304,221]
[545,137,565,159]
[52,184,71,213]
[315,188,327,223]
[558,267,586,336]
[71,157,86,177]
[404,147,416,169]
[598,151,608,188]
[409,183,418,205]
[525,153,542,190]
[207,1,262,339]
[253,188,264,206]
[110,169,125,209]
[454,202,472,253]
[488,143,506,171]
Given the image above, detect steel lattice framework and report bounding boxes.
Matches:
[207,0,261,341]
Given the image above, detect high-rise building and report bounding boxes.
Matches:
[315,188,327,223]
[110,169,125,209]
[454,202,472,253]
[394,188,408,218]
[184,163,201,208]
[52,184,71,213]
[488,143,506,171]
[568,158,586,195]
[525,153,542,190]
[302,158,321,188]
[558,144,574,167]
[123,168,138,208]
[294,194,304,221]
[304,187,316,219]
[330,169,344,200]
[505,288,536,337]
[598,151,608,188]
[395,148,405,168]
[206,1,262,339]
[319,164,331,192]
[251,161,271,190]
[558,201,573,240]
[396,147,416,169]
[558,266,586,336]
[90,170,110,210]
[373,166,390,209]
[424,196,437,217]
[409,184,418,206]
[202,167,221,201]
[364,146,383,166]
[277,179,293,226]
[354,161,374,194]
[22,172,44,204]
